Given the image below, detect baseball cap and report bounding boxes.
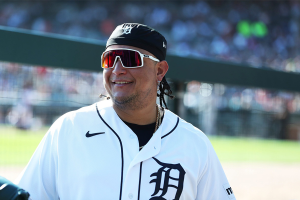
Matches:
[106,23,167,61]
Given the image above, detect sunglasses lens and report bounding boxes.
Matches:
[121,50,142,67]
[102,51,116,68]
[102,50,142,68]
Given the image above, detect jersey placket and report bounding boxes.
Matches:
[122,127,162,200]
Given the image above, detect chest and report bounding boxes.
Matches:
[55,129,201,200]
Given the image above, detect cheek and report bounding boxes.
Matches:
[103,70,111,88]
[135,70,156,89]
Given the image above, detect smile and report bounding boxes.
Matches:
[113,81,132,84]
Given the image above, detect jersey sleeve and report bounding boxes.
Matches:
[195,138,236,200]
[14,117,63,200]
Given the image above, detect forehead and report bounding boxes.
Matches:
[106,45,156,58]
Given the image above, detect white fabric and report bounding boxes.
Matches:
[16,101,236,200]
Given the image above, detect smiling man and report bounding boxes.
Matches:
[103,44,165,125]
[16,23,235,200]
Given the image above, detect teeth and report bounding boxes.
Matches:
[114,82,130,84]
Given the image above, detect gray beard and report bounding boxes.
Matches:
[111,88,153,111]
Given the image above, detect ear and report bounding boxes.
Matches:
[156,61,169,82]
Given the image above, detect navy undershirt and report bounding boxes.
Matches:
[123,121,155,148]
[123,115,164,149]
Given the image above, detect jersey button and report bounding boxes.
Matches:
[128,193,133,199]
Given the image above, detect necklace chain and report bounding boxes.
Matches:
[154,104,160,133]
[139,104,162,150]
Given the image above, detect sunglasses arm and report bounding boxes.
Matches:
[143,54,160,62]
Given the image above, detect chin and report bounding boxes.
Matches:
[112,94,146,110]
[113,94,134,105]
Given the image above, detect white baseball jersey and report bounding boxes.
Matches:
[16,100,236,200]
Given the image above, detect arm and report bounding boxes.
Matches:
[15,119,61,200]
[196,140,236,200]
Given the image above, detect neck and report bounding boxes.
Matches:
[113,101,157,125]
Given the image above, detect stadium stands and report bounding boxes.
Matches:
[0,1,299,137]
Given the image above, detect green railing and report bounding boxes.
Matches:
[1,25,300,93]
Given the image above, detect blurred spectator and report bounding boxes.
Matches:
[6,80,33,130]
[0,1,299,137]
[0,1,299,71]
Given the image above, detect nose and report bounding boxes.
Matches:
[112,57,126,75]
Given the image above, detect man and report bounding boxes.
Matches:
[16,23,235,200]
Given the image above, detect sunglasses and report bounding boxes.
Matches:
[101,48,160,69]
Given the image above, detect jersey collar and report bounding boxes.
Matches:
[96,101,179,165]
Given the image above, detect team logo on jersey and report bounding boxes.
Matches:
[122,24,133,34]
[149,157,186,200]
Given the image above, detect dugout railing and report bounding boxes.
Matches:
[1,26,300,92]
[1,25,300,117]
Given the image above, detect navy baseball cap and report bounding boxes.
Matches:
[106,23,167,61]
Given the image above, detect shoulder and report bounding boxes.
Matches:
[164,109,209,141]
[49,100,113,132]
[58,100,112,122]
[161,110,220,182]
[179,117,210,143]
[163,109,212,154]
[180,118,212,153]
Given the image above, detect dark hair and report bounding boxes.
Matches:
[157,76,174,109]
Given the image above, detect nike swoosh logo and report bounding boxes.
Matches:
[86,131,105,138]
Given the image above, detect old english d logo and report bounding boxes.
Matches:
[149,157,186,200]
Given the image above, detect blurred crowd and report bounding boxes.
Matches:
[0,1,299,71]
[0,1,299,135]
[0,62,105,128]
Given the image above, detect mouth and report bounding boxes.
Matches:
[112,81,133,86]
[113,81,131,84]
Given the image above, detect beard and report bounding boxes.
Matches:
[111,88,154,111]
